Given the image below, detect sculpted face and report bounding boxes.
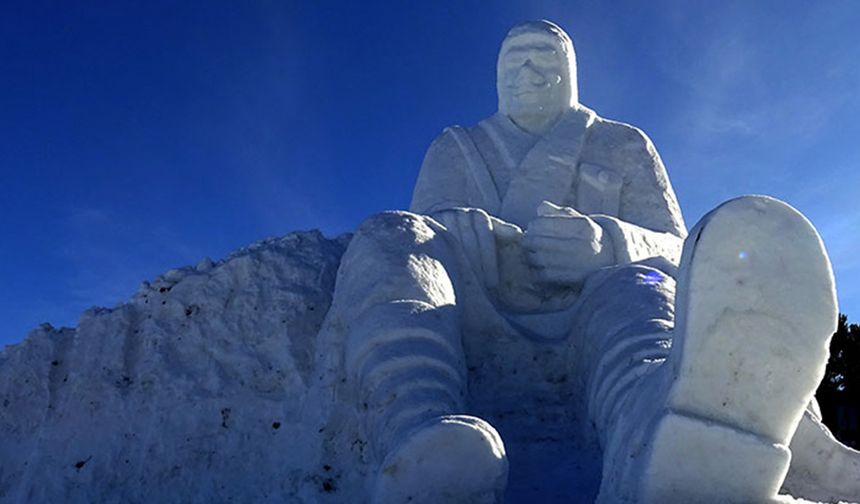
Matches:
[500,37,567,117]
[497,22,578,135]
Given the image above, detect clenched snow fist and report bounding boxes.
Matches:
[639,196,837,503]
[524,201,615,286]
[372,415,508,504]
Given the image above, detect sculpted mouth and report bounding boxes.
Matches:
[507,86,546,98]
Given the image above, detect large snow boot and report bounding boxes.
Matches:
[601,196,837,503]
[372,414,508,504]
[345,301,508,504]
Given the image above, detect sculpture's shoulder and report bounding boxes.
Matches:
[411,123,476,214]
[421,113,505,174]
[421,124,469,171]
[583,111,659,168]
[582,107,686,236]
[423,123,473,164]
[432,123,466,144]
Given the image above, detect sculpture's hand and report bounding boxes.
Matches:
[434,208,508,289]
[524,201,615,286]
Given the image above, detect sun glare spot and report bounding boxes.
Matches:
[643,271,664,286]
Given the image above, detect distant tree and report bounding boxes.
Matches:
[816,313,860,447]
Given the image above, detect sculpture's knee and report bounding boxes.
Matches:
[352,211,444,253]
[336,211,459,314]
[580,264,676,327]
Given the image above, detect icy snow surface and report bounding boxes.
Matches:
[0,232,351,503]
[0,229,855,503]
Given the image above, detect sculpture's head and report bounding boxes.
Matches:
[497,20,578,134]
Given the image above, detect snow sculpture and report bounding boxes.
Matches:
[329,20,860,503]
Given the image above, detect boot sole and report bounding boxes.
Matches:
[667,195,836,444]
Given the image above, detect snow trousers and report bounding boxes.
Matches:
[335,211,676,463]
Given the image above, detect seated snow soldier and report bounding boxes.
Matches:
[327,20,860,503]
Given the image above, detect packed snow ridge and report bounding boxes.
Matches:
[0,231,354,503]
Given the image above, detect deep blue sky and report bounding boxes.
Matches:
[2,1,859,347]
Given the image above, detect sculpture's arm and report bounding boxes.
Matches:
[410,128,519,290]
[410,129,473,215]
[581,120,687,268]
[523,201,683,289]
[590,215,683,268]
[523,120,686,285]
[432,208,522,290]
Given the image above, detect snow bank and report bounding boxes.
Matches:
[0,231,350,503]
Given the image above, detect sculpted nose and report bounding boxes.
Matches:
[516,60,547,86]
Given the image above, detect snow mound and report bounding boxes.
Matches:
[0,231,350,503]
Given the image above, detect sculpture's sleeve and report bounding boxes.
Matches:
[409,129,510,291]
[410,129,472,215]
[592,215,684,267]
[583,120,687,266]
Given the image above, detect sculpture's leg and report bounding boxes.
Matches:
[334,212,507,504]
[573,263,676,449]
[595,196,836,503]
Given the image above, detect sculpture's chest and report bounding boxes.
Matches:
[472,120,624,226]
[497,154,624,226]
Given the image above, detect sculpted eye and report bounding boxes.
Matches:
[504,53,527,67]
